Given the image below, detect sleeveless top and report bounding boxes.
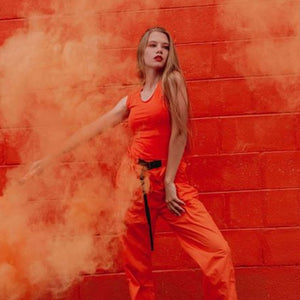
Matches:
[126,82,171,161]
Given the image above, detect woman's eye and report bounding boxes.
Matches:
[163,46,169,50]
[149,44,156,47]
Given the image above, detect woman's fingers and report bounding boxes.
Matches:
[167,197,185,216]
[27,162,40,176]
[174,197,185,206]
[19,160,44,184]
[168,204,183,216]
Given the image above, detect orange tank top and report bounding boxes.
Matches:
[126,82,171,161]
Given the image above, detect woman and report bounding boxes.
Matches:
[27,27,238,300]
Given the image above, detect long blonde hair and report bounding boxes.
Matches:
[137,27,190,136]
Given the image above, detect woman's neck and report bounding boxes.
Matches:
[144,69,161,90]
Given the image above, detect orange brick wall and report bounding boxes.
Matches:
[0,1,300,299]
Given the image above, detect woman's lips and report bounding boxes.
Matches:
[154,56,163,62]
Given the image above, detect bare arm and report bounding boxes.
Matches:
[50,96,128,159]
[24,96,128,179]
[164,72,189,216]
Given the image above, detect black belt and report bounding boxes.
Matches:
[138,159,162,251]
[138,159,162,170]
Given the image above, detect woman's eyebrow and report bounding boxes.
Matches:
[148,40,169,45]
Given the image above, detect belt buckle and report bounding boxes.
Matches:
[138,158,147,169]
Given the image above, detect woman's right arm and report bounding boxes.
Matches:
[52,95,129,157]
[25,96,128,178]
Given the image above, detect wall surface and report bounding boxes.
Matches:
[0,0,300,299]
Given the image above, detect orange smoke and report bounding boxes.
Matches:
[0,0,158,299]
[217,0,300,110]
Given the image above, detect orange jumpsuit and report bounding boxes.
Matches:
[122,82,238,300]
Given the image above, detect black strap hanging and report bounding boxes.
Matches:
[139,168,154,251]
[138,159,162,252]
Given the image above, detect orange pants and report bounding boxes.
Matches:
[121,160,238,300]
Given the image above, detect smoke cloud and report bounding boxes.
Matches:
[217,0,300,111]
[0,0,157,299]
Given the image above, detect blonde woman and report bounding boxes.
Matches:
[27,27,238,300]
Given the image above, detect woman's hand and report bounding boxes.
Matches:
[164,182,185,216]
[20,156,53,183]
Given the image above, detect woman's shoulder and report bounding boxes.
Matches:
[126,85,141,109]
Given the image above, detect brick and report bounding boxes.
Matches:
[219,78,256,115]
[213,38,300,78]
[213,41,245,78]
[188,78,241,116]
[97,48,137,86]
[96,10,159,49]
[220,114,297,153]
[0,131,4,164]
[0,166,8,195]
[264,189,300,227]
[3,128,40,165]
[97,7,216,48]
[224,191,264,228]
[263,228,300,265]
[186,154,262,192]
[234,266,270,300]
[79,269,204,300]
[37,283,80,300]
[199,193,226,228]
[61,246,300,300]
[155,269,203,300]
[152,232,198,270]
[0,0,214,20]
[189,118,221,155]
[123,0,214,10]
[260,151,300,189]
[0,19,26,46]
[158,7,216,44]
[158,0,214,7]
[64,283,80,300]
[80,273,130,300]
[236,266,300,300]
[188,80,224,118]
[189,76,300,118]
[177,44,214,80]
[0,111,4,129]
[223,229,264,266]
[0,2,20,18]
[34,292,53,300]
[0,0,53,18]
[262,266,300,300]
[95,0,299,45]
[296,114,300,149]
[3,129,25,164]
[215,0,299,41]
[251,76,300,113]
[69,254,300,300]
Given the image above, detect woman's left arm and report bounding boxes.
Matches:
[164,72,189,216]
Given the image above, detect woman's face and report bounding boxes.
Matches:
[143,31,169,70]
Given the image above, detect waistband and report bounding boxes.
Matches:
[138,158,162,170]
